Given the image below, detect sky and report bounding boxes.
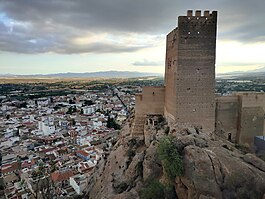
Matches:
[0,0,265,75]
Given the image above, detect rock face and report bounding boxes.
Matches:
[86,121,265,199]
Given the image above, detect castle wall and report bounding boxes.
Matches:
[236,93,265,145]
[238,106,264,145]
[215,96,240,142]
[164,28,178,123]
[239,92,265,135]
[133,86,165,137]
[135,86,165,116]
[133,10,265,147]
[215,93,265,146]
[173,11,217,132]
[236,92,265,110]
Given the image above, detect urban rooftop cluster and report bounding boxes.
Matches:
[0,85,140,198]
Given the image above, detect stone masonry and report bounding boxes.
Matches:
[134,10,265,146]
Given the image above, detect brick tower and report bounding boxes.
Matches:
[164,10,218,132]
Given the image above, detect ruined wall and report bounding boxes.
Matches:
[215,93,265,146]
[215,96,240,142]
[238,106,264,145]
[238,92,265,135]
[164,28,178,123]
[135,86,165,116]
[174,10,217,132]
[133,86,165,137]
[237,92,265,110]
[236,93,265,145]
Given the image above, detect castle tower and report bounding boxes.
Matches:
[164,10,218,132]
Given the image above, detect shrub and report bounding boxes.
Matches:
[235,144,251,154]
[158,136,184,180]
[139,180,165,199]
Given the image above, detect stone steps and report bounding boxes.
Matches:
[131,116,146,136]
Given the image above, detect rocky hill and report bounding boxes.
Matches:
[86,117,265,199]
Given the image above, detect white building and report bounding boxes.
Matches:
[70,174,89,195]
[76,137,92,146]
[38,118,55,136]
[83,103,102,115]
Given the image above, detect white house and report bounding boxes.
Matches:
[70,174,89,195]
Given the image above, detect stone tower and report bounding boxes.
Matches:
[164,10,218,132]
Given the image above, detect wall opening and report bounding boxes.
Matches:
[228,133,232,141]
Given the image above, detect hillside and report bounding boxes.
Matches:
[86,116,265,199]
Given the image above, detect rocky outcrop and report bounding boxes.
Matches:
[86,121,265,199]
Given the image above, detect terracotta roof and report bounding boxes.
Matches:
[39,147,56,153]
[2,162,20,174]
[51,170,75,182]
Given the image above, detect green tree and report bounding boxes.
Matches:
[139,180,165,199]
[107,116,121,130]
[83,100,94,106]
[158,136,184,180]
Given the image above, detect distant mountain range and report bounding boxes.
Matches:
[0,71,162,78]
[1,67,265,79]
[217,66,265,79]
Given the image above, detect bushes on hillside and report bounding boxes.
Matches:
[158,136,184,180]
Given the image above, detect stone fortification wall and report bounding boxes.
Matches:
[132,86,165,137]
[215,93,265,146]
[215,95,240,142]
[238,106,264,145]
[236,93,265,145]
[236,92,265,109]
[164,28,178,122]
[135,86,165,116]
[174,10,217,132]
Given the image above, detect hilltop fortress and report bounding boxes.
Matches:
[132,10,265,146]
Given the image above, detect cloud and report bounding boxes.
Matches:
[132,59,162,66]
[0,18,151,54]
[0,0,265,54]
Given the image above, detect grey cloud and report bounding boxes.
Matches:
[0,0,265,54]
[54,43,150,54]
[132,59,162,66]
[0,17,149,54]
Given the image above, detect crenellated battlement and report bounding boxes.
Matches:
[186,10,216,17]
[176,10,218,38]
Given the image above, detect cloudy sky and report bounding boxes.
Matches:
[0,0,265,75]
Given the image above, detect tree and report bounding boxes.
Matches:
[83,100,94,106]
[158,136,184,180]
[66,106,77,114]
[139,180,165,199]
[107,116,121,130]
